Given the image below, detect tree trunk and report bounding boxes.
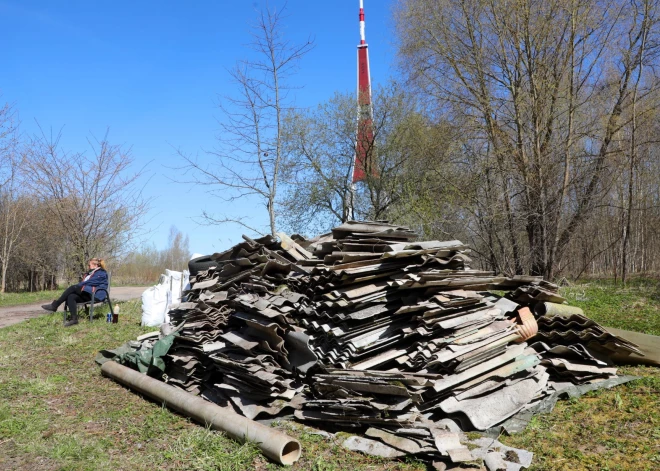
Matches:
[0,264,6,293]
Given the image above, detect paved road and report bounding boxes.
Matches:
[0,286,146,328]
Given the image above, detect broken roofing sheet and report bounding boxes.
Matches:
[103,221,643,469]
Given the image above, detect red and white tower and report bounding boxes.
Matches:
[352,0,374,183]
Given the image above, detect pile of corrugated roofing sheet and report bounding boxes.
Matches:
[536,314,643,357]
[115,221,641,469]
[163,233,314,418]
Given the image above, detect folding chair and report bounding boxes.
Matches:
[63,272,115,322]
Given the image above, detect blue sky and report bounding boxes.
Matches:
[1,0,397,255]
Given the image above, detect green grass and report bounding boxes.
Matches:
[0,300,425,471]
[111,280,154,287]
[499,278,660,470]
[0,281,659,470]
[502,371,660,471]
[0,290,61,308]
[560,277,660,335]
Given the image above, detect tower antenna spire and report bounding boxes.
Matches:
[347,1,375,221]
[351,0,374,185]
[359,0,366,44]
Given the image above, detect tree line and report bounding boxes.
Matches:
[190,0,660,283]
[4,1,660,290]
[0,104,156,292]
[114,226,192,285]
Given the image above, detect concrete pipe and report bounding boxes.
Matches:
[534,302,584,317]
[101,361,301,465]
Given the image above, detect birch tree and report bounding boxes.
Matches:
[620,0,660,284]
[180,5,313,236]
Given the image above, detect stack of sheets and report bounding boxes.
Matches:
[115,221,640,469]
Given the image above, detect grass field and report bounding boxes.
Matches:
[0,290,61,308]
[0,281,659,470]
[561,277,660,335]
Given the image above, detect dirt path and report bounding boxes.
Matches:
[0,286,146,328]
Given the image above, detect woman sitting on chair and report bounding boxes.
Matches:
[42,258,109,327]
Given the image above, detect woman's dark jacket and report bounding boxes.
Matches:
[77,268,109,301]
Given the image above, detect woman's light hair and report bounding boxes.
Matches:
[88,258,107,270]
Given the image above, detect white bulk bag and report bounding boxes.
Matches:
[141,268,191,326]
[165,269,185,303]
[141,277,169,326]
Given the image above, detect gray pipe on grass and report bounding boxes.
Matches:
[101,361,301,465]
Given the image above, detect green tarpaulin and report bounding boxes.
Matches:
[95,333,177,376]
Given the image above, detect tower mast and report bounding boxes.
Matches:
[347,0,374,220]
[352,0,373,184]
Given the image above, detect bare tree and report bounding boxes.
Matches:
[0,100,18,186]
[12,200,63,291]
[0,101,30,292]
[0,174,33,293]
[621,0,659,284]
[164,225,191,271]
[23,128,150,275]
[396,0,660,278]
[180,4,313,236]
[113,226,191,285]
